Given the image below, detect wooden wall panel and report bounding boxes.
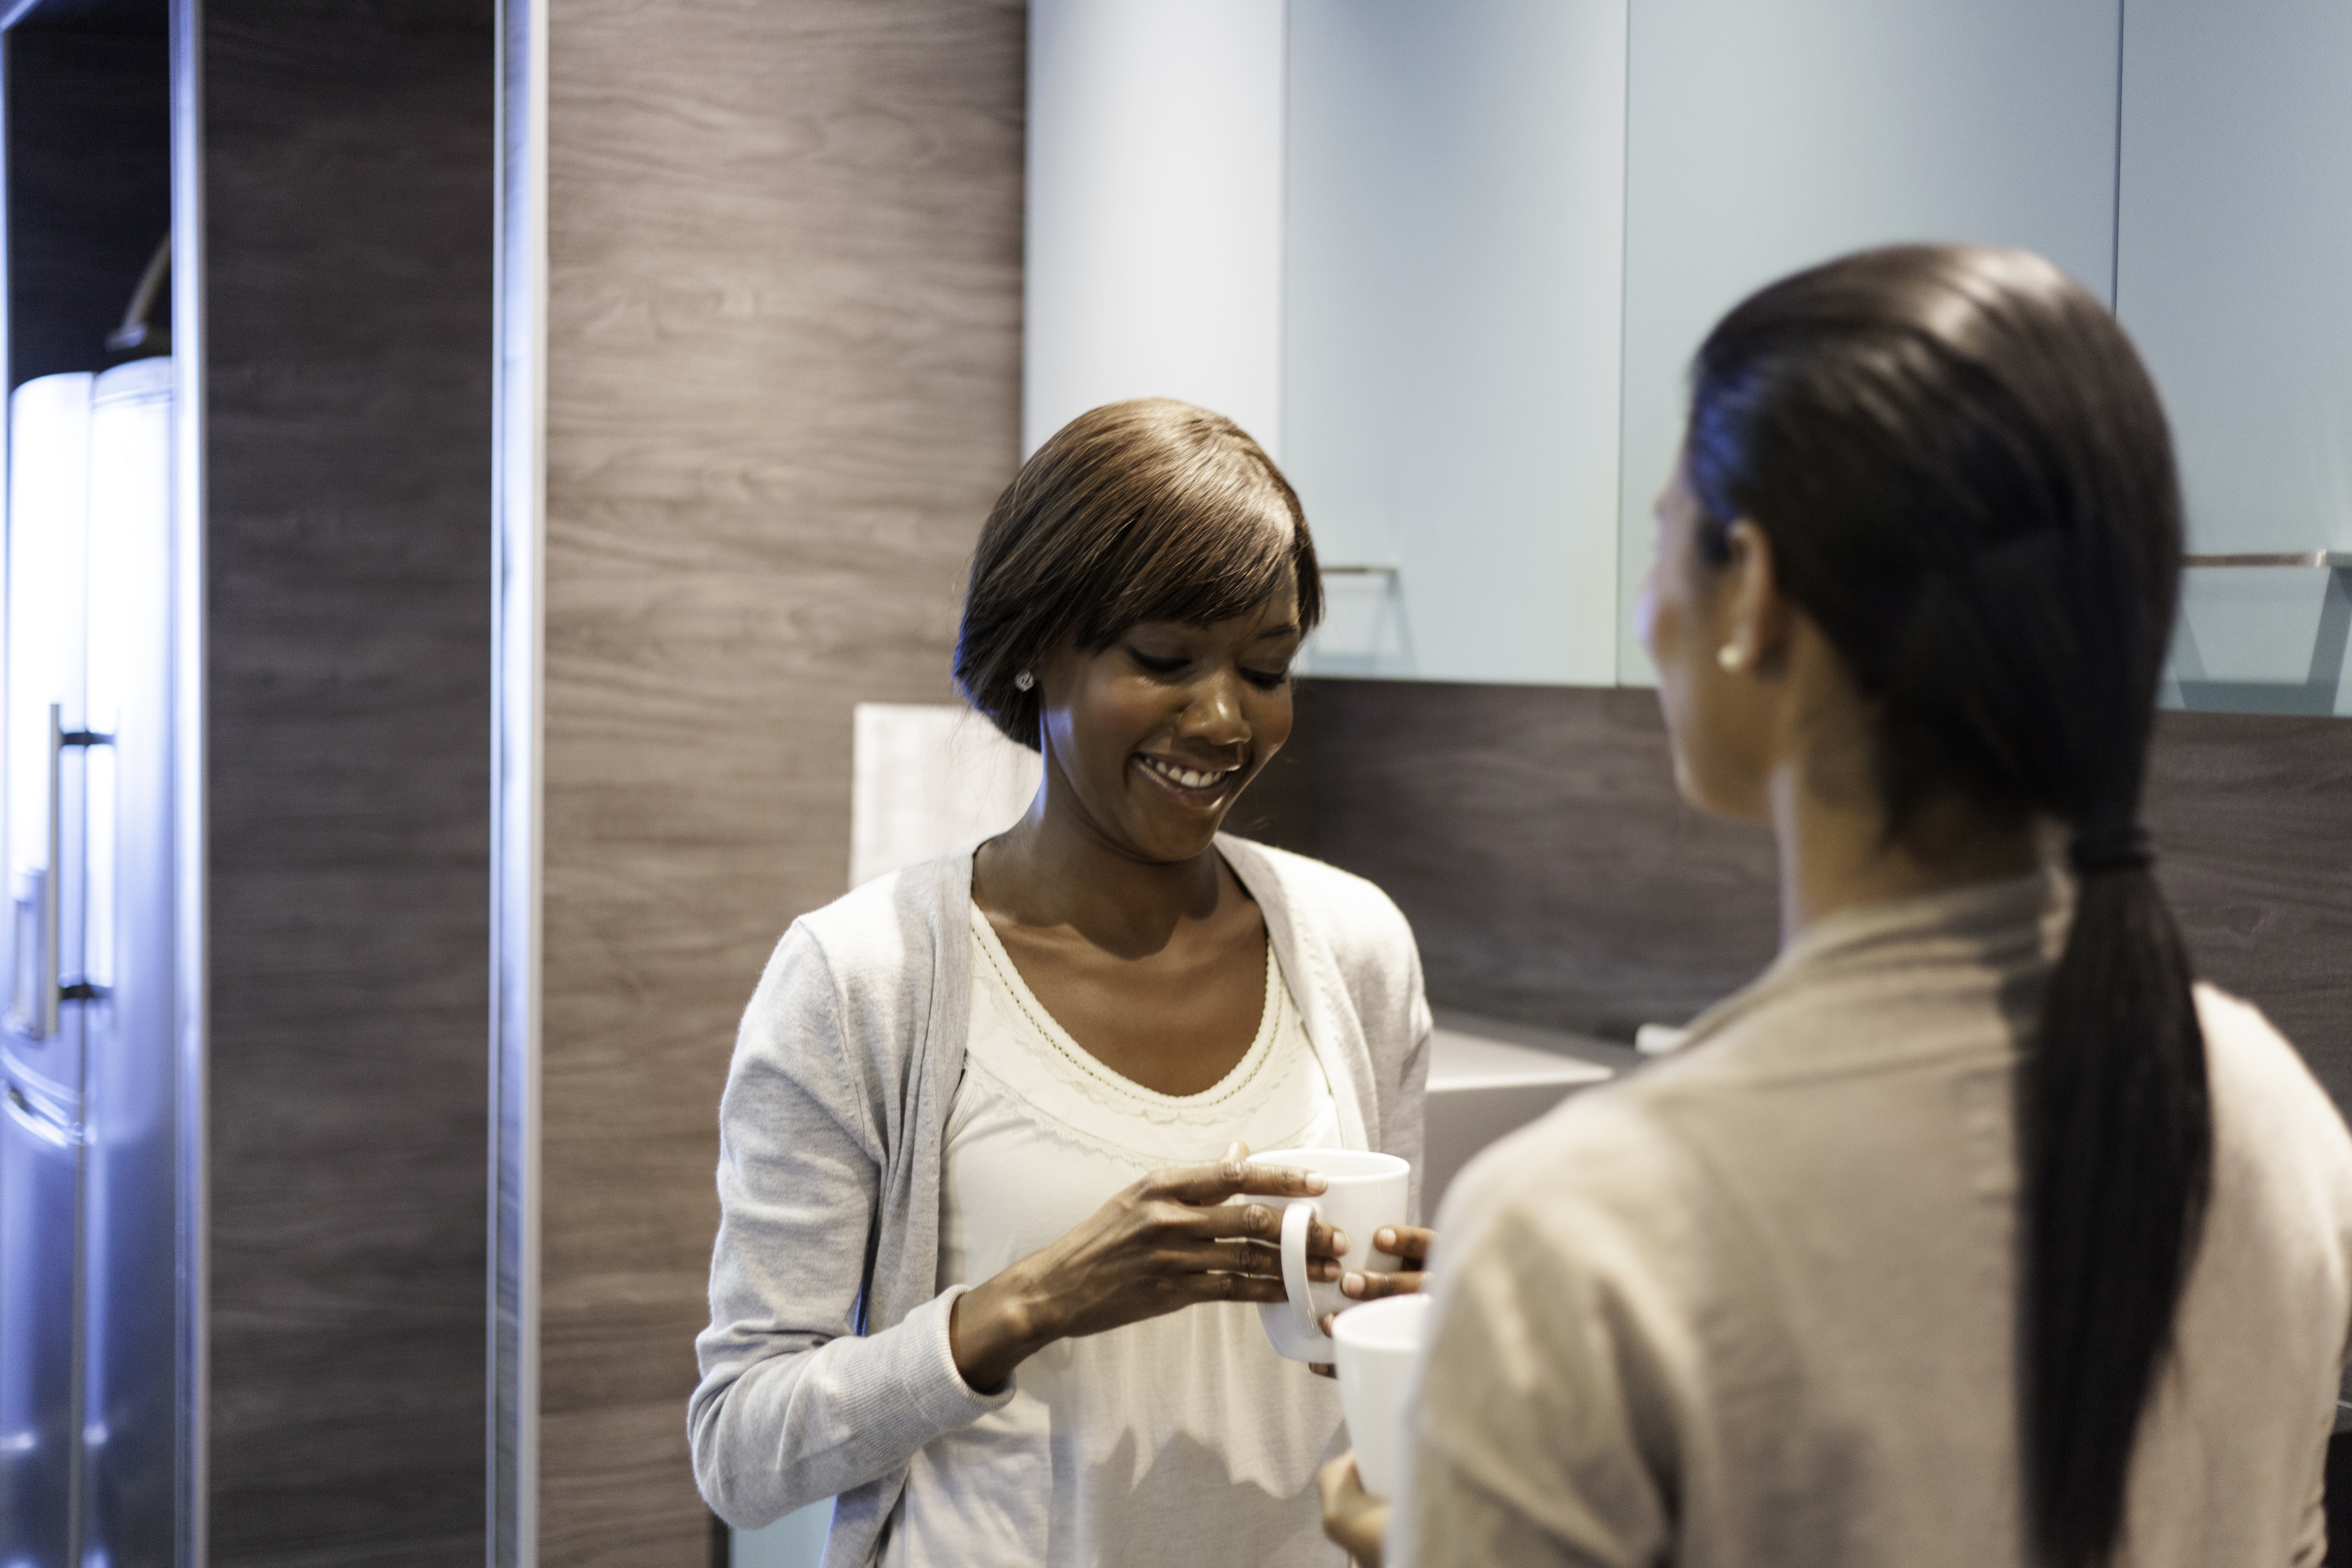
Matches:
[204,3,494,1563]
[1251,681,2352,1113]
[538,3,1024,1561]
[2144,708,2352,1110]
[1244,681,1780,1040]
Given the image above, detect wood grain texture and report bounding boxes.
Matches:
[1251,681,2352,1112]
[2144,708,2352,1113]
[539,3,1023,1560]
[1243,681,1781,1039]
[203,3,494,1563]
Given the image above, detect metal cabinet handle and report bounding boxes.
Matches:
[6,702,113,1040]
[2183,551,2351,568]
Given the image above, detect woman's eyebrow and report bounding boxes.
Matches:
[1252,622,1302,640]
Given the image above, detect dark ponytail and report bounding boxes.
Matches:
[1684,245,2211,1567]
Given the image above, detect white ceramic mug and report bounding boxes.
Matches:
[1249,1148,1410,1362]
[1333,1291,1433,1497]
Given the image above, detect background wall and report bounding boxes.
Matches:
[203,2,495,1563]
[1251,682,2352,1116]
[536,2,1024,1561]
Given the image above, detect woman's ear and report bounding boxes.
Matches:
[1717,518,1794,678]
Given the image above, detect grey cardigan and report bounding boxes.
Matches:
[689,835,1432,1566]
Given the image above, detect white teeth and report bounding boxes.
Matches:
[1141,756,1235,791]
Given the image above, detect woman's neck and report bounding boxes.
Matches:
[1768,761,2039,949]
[973,798,1230,962]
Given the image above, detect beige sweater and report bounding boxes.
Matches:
[1397,872,2352,1568]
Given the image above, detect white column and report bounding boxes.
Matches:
[1024,0,1287,458]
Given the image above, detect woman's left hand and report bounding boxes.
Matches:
[1321,1224,1433,1334]
[1317,1451,1387,1567]
[1307,1223,1434,1377]
[1349,1224,1432,1300]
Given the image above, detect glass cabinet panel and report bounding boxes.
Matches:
[1284,0,1628,684]
[1614,0,2125,683]
[2116,0,2352,716]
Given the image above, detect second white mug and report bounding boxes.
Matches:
[1333,1290,1433,1497]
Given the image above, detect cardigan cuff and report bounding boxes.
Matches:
[898,1284,1018,1431]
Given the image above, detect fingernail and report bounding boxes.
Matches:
[1376,1228,1396,1248]
[1305,1174,1328,1193]
[1329,1229,1348,1254]
[1343,1272,1366,1297]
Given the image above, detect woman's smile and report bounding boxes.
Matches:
[1133,750,1243,806]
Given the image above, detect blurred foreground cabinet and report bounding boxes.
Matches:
[0,0,494,1564]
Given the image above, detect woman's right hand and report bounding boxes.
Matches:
[1317,1451,1387,1567]
[948,1141,1343,1391]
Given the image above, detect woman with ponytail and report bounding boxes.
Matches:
[1321,245,2352,1567]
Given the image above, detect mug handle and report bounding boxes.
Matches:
[1281,1200,1325,1344]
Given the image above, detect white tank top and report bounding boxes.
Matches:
[881,905,1348,1568]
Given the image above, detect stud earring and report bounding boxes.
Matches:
[1716,645,1744,672]
[1014,671,1036,691]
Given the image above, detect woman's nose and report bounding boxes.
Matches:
[1183,671,1249,744]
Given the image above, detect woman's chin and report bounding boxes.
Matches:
[1122,760,1245,846]
[1116,802,1234,864]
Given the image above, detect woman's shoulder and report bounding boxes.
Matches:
[2196,983,2352,1176]
[780,851,970,964]
[744,851,974,1032]
[1216,834,1416,961]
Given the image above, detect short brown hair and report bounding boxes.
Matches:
[954,398,1322,748]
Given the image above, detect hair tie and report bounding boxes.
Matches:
[2069,821,2154,877]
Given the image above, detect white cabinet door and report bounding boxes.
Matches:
[1614,0,2125,683]
[2115,0,2352,716]
[1283,0,1629,685]
[1024,0,1286,457]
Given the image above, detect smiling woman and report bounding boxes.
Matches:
[690,399,1435,1568]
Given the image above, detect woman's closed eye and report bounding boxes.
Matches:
[1125,647,1191,678]
[1123,643,1289,690]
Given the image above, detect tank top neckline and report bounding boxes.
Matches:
[965,901,1287,1114]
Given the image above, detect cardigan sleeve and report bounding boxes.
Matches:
[1333,869,1434,1221]
[688,923,1011,1529]
[1391,936,1434,1224]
